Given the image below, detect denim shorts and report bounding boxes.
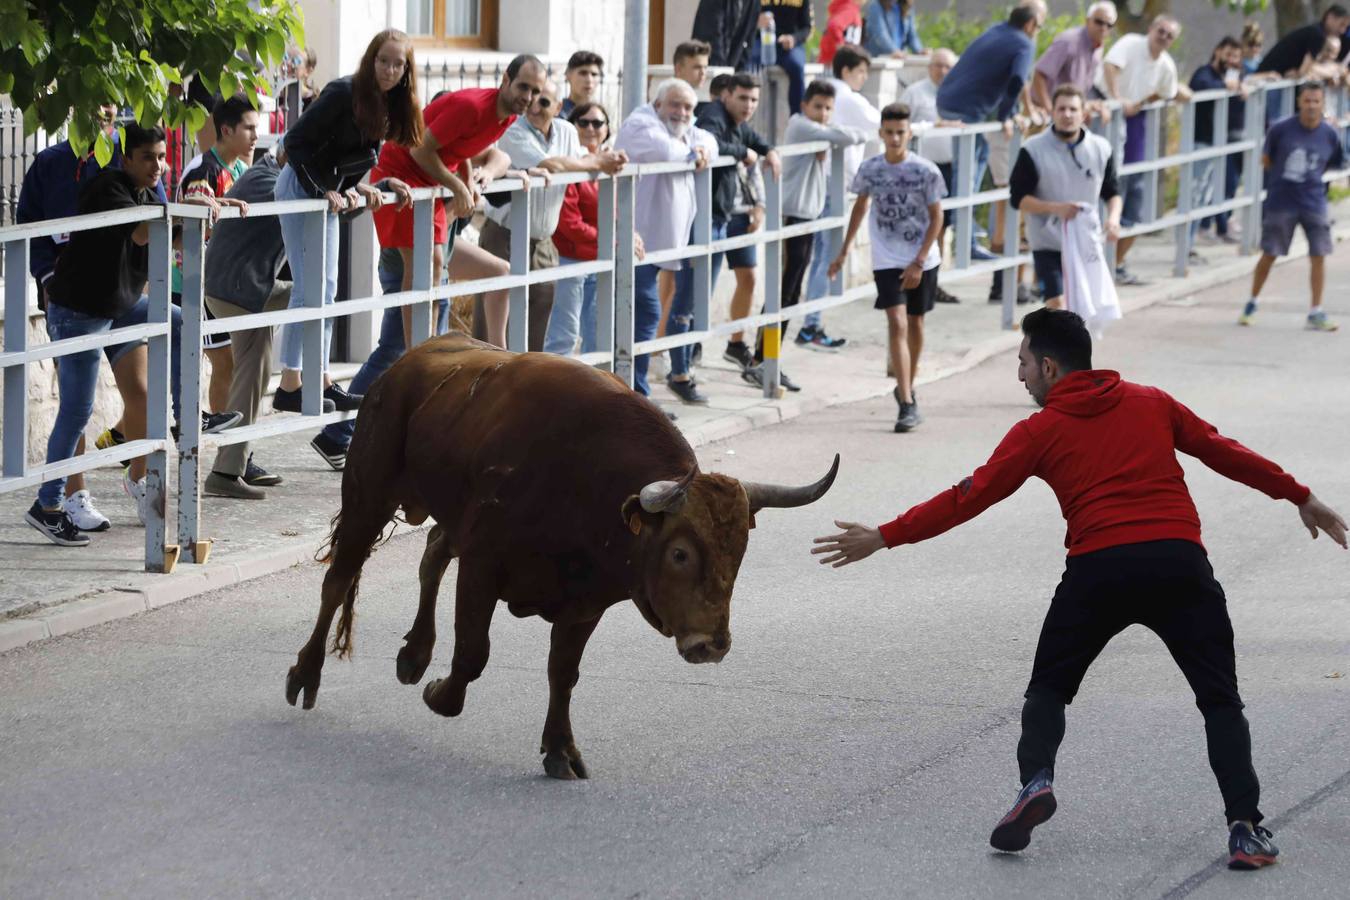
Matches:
[1120,174,1147,228]
[723,213,758,269]
[1261,206,1332,257]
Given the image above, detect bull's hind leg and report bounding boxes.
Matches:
[541,616,603,780]
[285,503,397,709]
[396,524,453,685]
[422,560,497,717]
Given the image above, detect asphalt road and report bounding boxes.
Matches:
[2,257,1348,899]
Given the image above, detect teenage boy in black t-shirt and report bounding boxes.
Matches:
[25,124,240,545]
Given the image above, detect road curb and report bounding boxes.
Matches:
[2,234,1336,656]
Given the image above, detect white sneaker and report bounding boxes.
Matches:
[61,490,111,533]
[123,470,149,526]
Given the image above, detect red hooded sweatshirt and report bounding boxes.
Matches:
[819,0,865,66]
[878,370,1310,556]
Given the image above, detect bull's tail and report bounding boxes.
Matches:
[330,569,362,660]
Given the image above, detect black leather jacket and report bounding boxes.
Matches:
[282,76,379,197]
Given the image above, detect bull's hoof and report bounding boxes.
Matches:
[285,665,320,710]
[542,749,589,780]
[396,642,433,685]
[422,677,465,717]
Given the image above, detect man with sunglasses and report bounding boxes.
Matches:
[1102,14,1190,286]
[1031,2,1117,123]
[480,77,626,351]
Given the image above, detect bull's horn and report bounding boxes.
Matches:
[741,453,840,513]
[639,469,695,513]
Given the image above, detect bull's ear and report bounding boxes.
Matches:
[621,495,646,535]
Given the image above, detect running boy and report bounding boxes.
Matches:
[1239,81,1343,331]
[829,102,945,432]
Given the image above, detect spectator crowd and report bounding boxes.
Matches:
[14,2,1350,547]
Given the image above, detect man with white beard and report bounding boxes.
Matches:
[613,79,718,406]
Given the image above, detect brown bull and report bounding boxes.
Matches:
[285,332,837,779]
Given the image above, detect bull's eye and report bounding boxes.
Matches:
[672,548,689,564]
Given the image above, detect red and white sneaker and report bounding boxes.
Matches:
[989,768,1057,852]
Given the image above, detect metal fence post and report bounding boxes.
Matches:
[595,175,616,368]
[1000,127,1021,331]
[1242,88,1265,257]
[761,166,783,398]
[1143,106,1160,224]
[300,207,327,416]
[612,173,636,387]
[507,183,531,352]
[2,239,29,481]
[1174,100,1195,277]
[826,146,846,299]
[145,219,172,571]
[176,216,206,563]
[953,132,973,270]
[692,164,713,337]
[410,196,434,346]
[1105,110,1125,271]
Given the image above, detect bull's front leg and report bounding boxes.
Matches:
[422,559,497,718]
[540,616,602,780]
[397,525,453,685]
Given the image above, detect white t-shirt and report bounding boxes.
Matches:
[849,152,946,272]
[1101,33,1178,105]
[827,77,882,184]
[900,77,952,164]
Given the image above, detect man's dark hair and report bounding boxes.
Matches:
[212,94,255,132]
[729,72,760,92]
[1052,83,1085,105]
[832,44,871,79]
[1009,5,1041,29]
[708,73,734,97]
[566,50,604,72]
[1323,5,1349,23]
[506,53,544,82]
[1213,36,1242,58]
[123,123,166,155]
[1297,80,1327,99]
[879,102,911,123]
[1021,308,1093,372]
[803,80,837,104]
[674,40,712,65]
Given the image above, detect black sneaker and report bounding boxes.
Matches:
[779,369,801,392]
[243,454,283,487]
[723,341,755,370]
[935,287,960,304]
[666,376,708,405]
[324,383,364,412]
[989,768,1057,852]
[1228,823,1279,870]
[894,401,921,433]
[742,365,764,389]
[794,326,817,345]
[806,330,847,352]
[310,433,348,471]
[1114,265,1143,286]
[24,501,91,547]
[202,410,243,434]
[273,387,337,414]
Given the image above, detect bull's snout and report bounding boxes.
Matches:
[676,632,731,664]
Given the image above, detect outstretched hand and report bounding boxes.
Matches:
[1299,494,1348,548]
[812,520,885,568]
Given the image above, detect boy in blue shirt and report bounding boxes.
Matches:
[1239,81,1344,331]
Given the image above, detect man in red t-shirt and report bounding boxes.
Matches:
[812,308,1346,869]
[371,53,549,347]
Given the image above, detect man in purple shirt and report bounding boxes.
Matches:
[1031,2,1117,122]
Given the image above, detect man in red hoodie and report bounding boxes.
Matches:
[813,308,1346,869]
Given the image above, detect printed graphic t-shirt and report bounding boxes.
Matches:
[174,148,249,292]
[849,152,947,272]
[1263,116,1344,215]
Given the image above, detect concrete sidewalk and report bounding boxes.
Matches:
[0,220,1340,651]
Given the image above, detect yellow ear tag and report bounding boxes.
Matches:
[628,513,643,535]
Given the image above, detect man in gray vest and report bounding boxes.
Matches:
[1008,84,1122,309]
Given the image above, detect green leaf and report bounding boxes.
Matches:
[219,69,237,97]
[0,70,13,93]
[94,132,114,167]
[264,31,285,66]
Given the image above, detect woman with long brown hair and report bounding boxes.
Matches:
[272,29,422,414]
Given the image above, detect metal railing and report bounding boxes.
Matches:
[6,79,1350,573]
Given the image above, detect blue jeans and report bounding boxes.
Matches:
[803,209,836,330]
[632,264,662,395]
[669,222,728,374]
[1189,143,1220,242]
[1214,145,1244,235]
[544,255,598,355]
[38,297,184,508]
[779,44,807,115]
[321,251,448,448]
[275,163,339,372]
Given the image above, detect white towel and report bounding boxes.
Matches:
[1061,203,1121,338]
